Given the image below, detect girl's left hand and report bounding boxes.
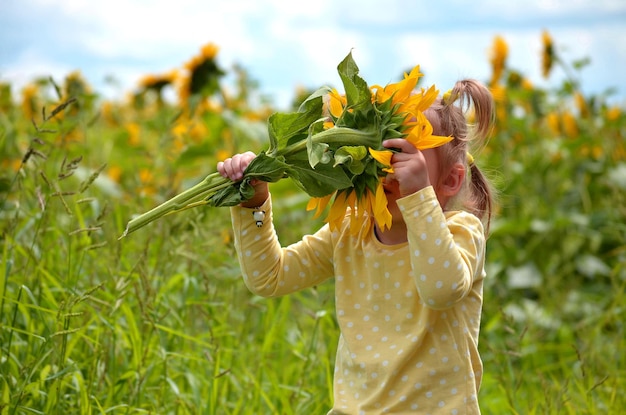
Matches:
[382,138,431,197]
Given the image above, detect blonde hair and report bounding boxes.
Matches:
[424,79,496,233]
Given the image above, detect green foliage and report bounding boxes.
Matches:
[1,40,625,415]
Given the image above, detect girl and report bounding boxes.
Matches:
[218,79,495,414]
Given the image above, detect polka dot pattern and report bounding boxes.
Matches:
[231,187,485,414]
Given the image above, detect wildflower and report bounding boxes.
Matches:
[121,52,451,238]
[139,70,178,105]
[542,30,555,78]
[125,122,141,146]
[489,35,508,86]
[64,71,91,97]
[606,106,621,122]
[178,42,225,109]
[562,110,578,138]
[521,78,533,91]
[108,165,123,183]
[546,112,560,136]
[490,83,508,129]
[138,168,156,196]
[21,83,39,120]
[574,92,589,118]
[139,70,178,92]
[63,71,92,115]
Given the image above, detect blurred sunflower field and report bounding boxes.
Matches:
[1,32,625,414]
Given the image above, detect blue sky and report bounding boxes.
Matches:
[2,0,625,109]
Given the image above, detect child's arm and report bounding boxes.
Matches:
[219,153,335,297]
[399,187,485,309]
[217,151,269,208]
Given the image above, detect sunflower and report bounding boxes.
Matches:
[307,62,451,234]
[489,35,508,86]
[122,52,453,238]
[21,83,39,120]
[542,30,555,78]
[178,43,225,108]
[139,70,178,95]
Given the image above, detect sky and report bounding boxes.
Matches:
[2,0,625,109]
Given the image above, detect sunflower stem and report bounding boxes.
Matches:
[119,172,232,238]
[275,127,382,158]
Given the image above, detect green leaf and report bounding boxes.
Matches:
[207,182,245,207]
[297,86,332,112]
[283,152,353,197]
[267,94,325,155]
[333,146,367,175]
[290,164,352,197]
[207,153,290,207]
[307,138,331,168]
[306,120,332,168]
[244,152,289,183]
[337,51,373,113]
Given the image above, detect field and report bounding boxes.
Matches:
[1,34,625,414]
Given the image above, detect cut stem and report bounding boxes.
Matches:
[119,172,232,238]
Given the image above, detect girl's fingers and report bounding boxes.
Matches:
[217,152,257,181]
[382,139,418,154]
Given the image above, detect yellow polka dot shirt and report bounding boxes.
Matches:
[231,186,486,414]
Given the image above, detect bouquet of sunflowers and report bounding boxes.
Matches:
[120,51,451,238]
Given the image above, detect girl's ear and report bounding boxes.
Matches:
[440,163,466,197]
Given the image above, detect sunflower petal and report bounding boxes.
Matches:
[416,134,454,150]
[373,181,392,231]
[326,191,349,231]
[404,112,454,150]
[328,88,346,118]
[368,148,393,166]
[306,193,333,218]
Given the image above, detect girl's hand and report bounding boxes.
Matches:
[217,151,256,181]
[217,152,269,207]
[382,139,431,197]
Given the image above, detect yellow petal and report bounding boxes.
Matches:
[306,193,333,218]
[306,197,318,211]
[394,65,421,103]
[413,133,454,150]
[368,148,393,166]
[346,191,360,232]
[405,112,453,150]
[373,181,392,231]
[416,85,439,112]
[328,89,346,118]
[326,191,349,231]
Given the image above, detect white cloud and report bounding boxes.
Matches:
[2,0,624,108]
[1,48,74,93]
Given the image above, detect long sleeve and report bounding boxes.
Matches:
[398,186,486,310]
[230,195,335,297]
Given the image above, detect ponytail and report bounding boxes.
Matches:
[425,79,496,234]
[468,162,494,234]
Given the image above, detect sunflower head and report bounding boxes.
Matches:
[542,30,555,78]
[139,70,178,93]
[178,42,225,107]
[302,53,451,234]
[489,35,509,86]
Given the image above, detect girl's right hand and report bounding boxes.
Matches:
[217,151,269,207]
